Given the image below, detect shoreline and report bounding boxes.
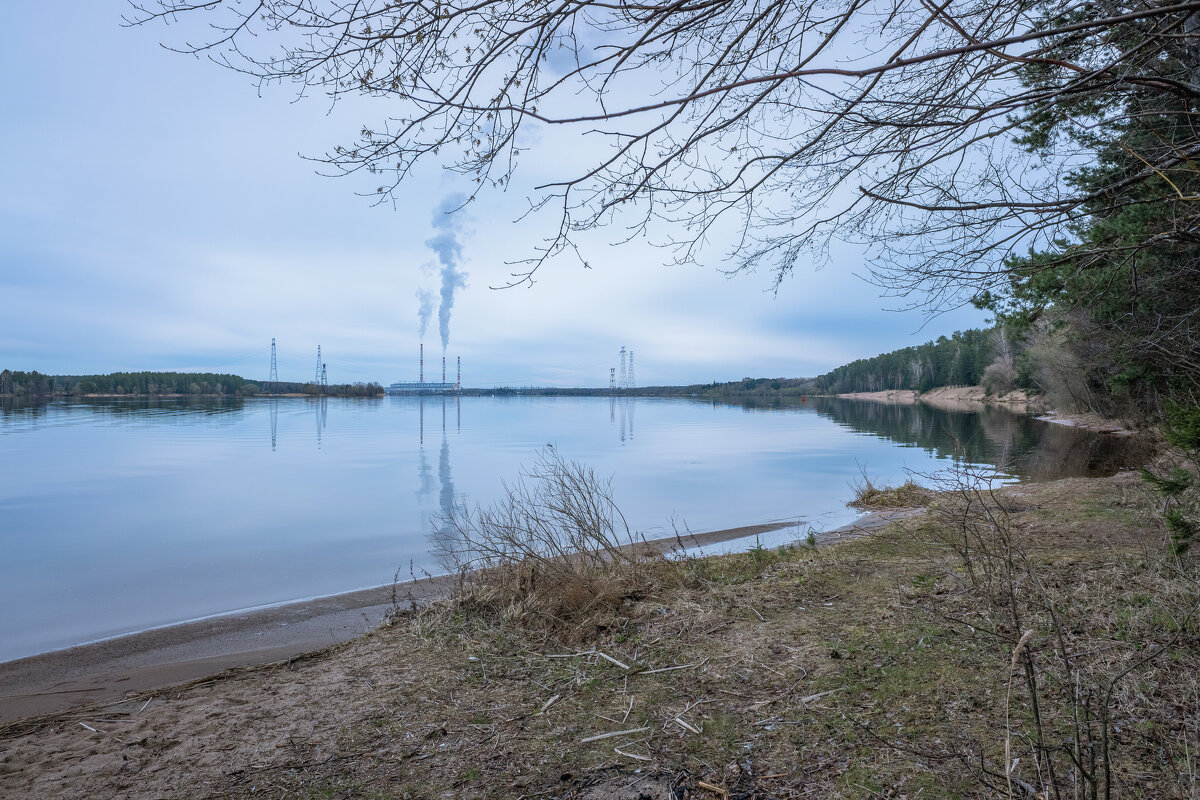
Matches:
[833,385,1044,411]
[829,386,1137,434]
[0,514,915,723]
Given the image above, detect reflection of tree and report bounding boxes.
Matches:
[804,398,1147,479]
[1,397,248,428]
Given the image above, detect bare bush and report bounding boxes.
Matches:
[132,0,1200,305]
[849,465,934,509]
[923,459,1200,799]
[1023,318,1102,414]
[981,358,1018,397]
[432,447,657,631]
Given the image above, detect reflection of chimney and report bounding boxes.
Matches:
[420,343,424,384]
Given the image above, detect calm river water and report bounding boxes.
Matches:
[0,395,1142,661]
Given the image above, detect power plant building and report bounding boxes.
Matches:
[387,380,458,394]
[387,346,461,394]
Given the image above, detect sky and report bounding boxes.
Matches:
[0,4,989,388]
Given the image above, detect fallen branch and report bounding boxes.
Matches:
[614,745,652,761]
[579,726,651,743]
[637,663,698,675]
[696,779,729,797]
[594,651,631,671]
[799,687,843,704]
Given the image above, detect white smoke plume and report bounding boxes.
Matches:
[425,193,469,352]
[415,289,434,340]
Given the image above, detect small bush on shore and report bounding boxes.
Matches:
[849,475,933,509]
[431,447,665,638]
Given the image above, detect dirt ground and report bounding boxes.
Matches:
[1,470,1196,799]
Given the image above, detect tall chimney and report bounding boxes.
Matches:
[420,343,424,383]
[442,356,446,384]
[457,356,461,388]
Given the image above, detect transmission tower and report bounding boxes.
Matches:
[609,368,616,390]
[269,338,278,392]
[321,363,328,387]
[618,346,627,389]
[314,345,322,383]
[627,349,635,389]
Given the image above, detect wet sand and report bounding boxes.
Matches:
[0,512,918,722]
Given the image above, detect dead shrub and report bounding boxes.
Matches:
[849,470,934,509]
[920,458,1200,799]
[982,357,1018,396]
[432,447,662,636]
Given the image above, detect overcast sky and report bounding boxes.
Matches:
[0,4,989,388]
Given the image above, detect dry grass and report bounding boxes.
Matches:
[2,471,1198,799]
[430,447,667,639]
[849,475,936,509]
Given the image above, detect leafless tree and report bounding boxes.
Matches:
[129,0,1200,302]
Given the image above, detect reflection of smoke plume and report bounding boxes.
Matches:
[426,193,469,352]
[439,435,455,511]
[417,447,434,497]
[415,289,434,340]
[417,400,435,497]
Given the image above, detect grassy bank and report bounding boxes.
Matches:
[1,470,1197,799]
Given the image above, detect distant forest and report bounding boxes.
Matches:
[809,328,1012,395]
[617,326,1011,401]
[0,370,382,398]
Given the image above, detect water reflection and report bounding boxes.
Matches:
[314,396,328,448]
[0,396,248,428]
[439,397,457,512]
[0,394,1155,662]
[412,396,458,511]
[613,397,636,443]
[417,399,434,500]
[439,435,455,512]
[796,397,1147,479]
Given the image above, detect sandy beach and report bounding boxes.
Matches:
[0,514,915,724]
[834,385,1044,412]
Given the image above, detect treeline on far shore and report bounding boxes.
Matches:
[0,370,382,398]
[636,327,1016,402]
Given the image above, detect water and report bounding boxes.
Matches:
[0,395,1144,661]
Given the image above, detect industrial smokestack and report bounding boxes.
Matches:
[457,356,461,388]
[420,343,424,383]
[442,356,446,384]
